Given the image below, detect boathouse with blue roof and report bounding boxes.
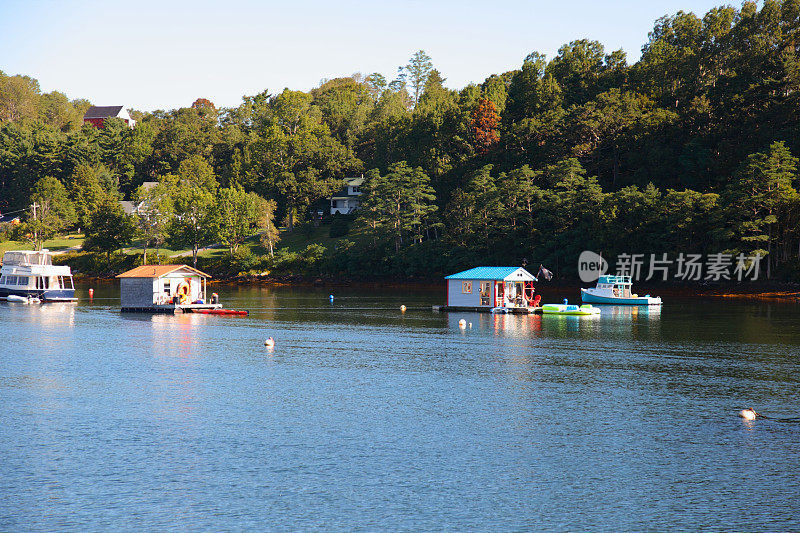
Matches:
[444,266,538,309]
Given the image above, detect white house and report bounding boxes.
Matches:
[445,266,539,309]
[117,264,217,312]
[83,106,136,128]
[120,182,159,215]
[330,177,363,215]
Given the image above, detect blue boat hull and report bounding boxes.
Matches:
[581,289,661,305]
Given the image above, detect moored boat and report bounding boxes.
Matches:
[581,275,662,305]
[0,250,76,302]
[6,294,40,303]
[541,303,600,316]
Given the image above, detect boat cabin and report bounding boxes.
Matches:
[445,266,539,309]
[116,264,220,313]
[594,275,633,298]
[0,250,76,301]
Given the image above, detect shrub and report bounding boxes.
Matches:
[329,216,350,238]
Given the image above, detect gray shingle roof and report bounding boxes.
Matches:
[83,106,124,119]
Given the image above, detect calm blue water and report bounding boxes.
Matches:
[2,284,800,531]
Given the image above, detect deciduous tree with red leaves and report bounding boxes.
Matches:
[470,97,500,153]
[191,98,216,118]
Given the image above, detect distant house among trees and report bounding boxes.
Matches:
[83,106,136,128]
[330,177,363,215]
[119,182,158,215]
[0,211,21,225]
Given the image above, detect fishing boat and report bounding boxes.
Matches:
[581,275,662,305]
[0,250,76,302]
[541,303,601,316]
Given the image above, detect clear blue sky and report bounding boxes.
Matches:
[1,0,732,111]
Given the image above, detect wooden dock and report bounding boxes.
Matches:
[121,303,223,314]
[432,305,543,314]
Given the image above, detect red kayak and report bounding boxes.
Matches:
[191,309,249,316]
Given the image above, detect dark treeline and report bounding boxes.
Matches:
[2,1,800,280]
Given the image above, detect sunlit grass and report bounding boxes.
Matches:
[0,220,368,262]
[0,234,84,255]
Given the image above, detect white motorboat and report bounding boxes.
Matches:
[581,275,662,305]
[0,250,76,302]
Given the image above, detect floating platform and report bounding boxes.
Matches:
[541,303,601,316]
[121,303,223,314]
[190,308,248,316]
[433,305,543,314]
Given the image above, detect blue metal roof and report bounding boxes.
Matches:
[445,266,536,281]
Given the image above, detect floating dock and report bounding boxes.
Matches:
[117,264,221,314]
[433,305,543,314]
[121,303,223,314]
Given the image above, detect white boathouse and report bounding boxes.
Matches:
[117,264,220,313]
[444,266,539,310]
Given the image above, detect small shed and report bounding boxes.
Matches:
[116,264,215,312]
[445,266,538,309]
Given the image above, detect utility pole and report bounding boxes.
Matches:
[31,202,40,250]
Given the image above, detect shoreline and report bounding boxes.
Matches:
[72,274,800,300]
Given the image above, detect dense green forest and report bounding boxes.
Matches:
[2,1,800,281]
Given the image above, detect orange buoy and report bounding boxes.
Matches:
[89,288,94,299]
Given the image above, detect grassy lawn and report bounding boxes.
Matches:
[0,222,367,260]
[0,234,85,255]
[270,222,369,254]
[1,221,367,262]
[124,222,366,261]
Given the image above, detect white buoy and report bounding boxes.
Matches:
[458,319,467,328]
[469,322,472,328]
[739,408,757,421]
[264,337,275,347]
[400,305,407,312]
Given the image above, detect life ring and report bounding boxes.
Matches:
[176,281,190,303]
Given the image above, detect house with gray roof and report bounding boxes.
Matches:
[83,106,136,128]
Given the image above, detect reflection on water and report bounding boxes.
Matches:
[1,301,76,328]
[447,304,662,339]
[1,285,800,531]
[604,303,662,319]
